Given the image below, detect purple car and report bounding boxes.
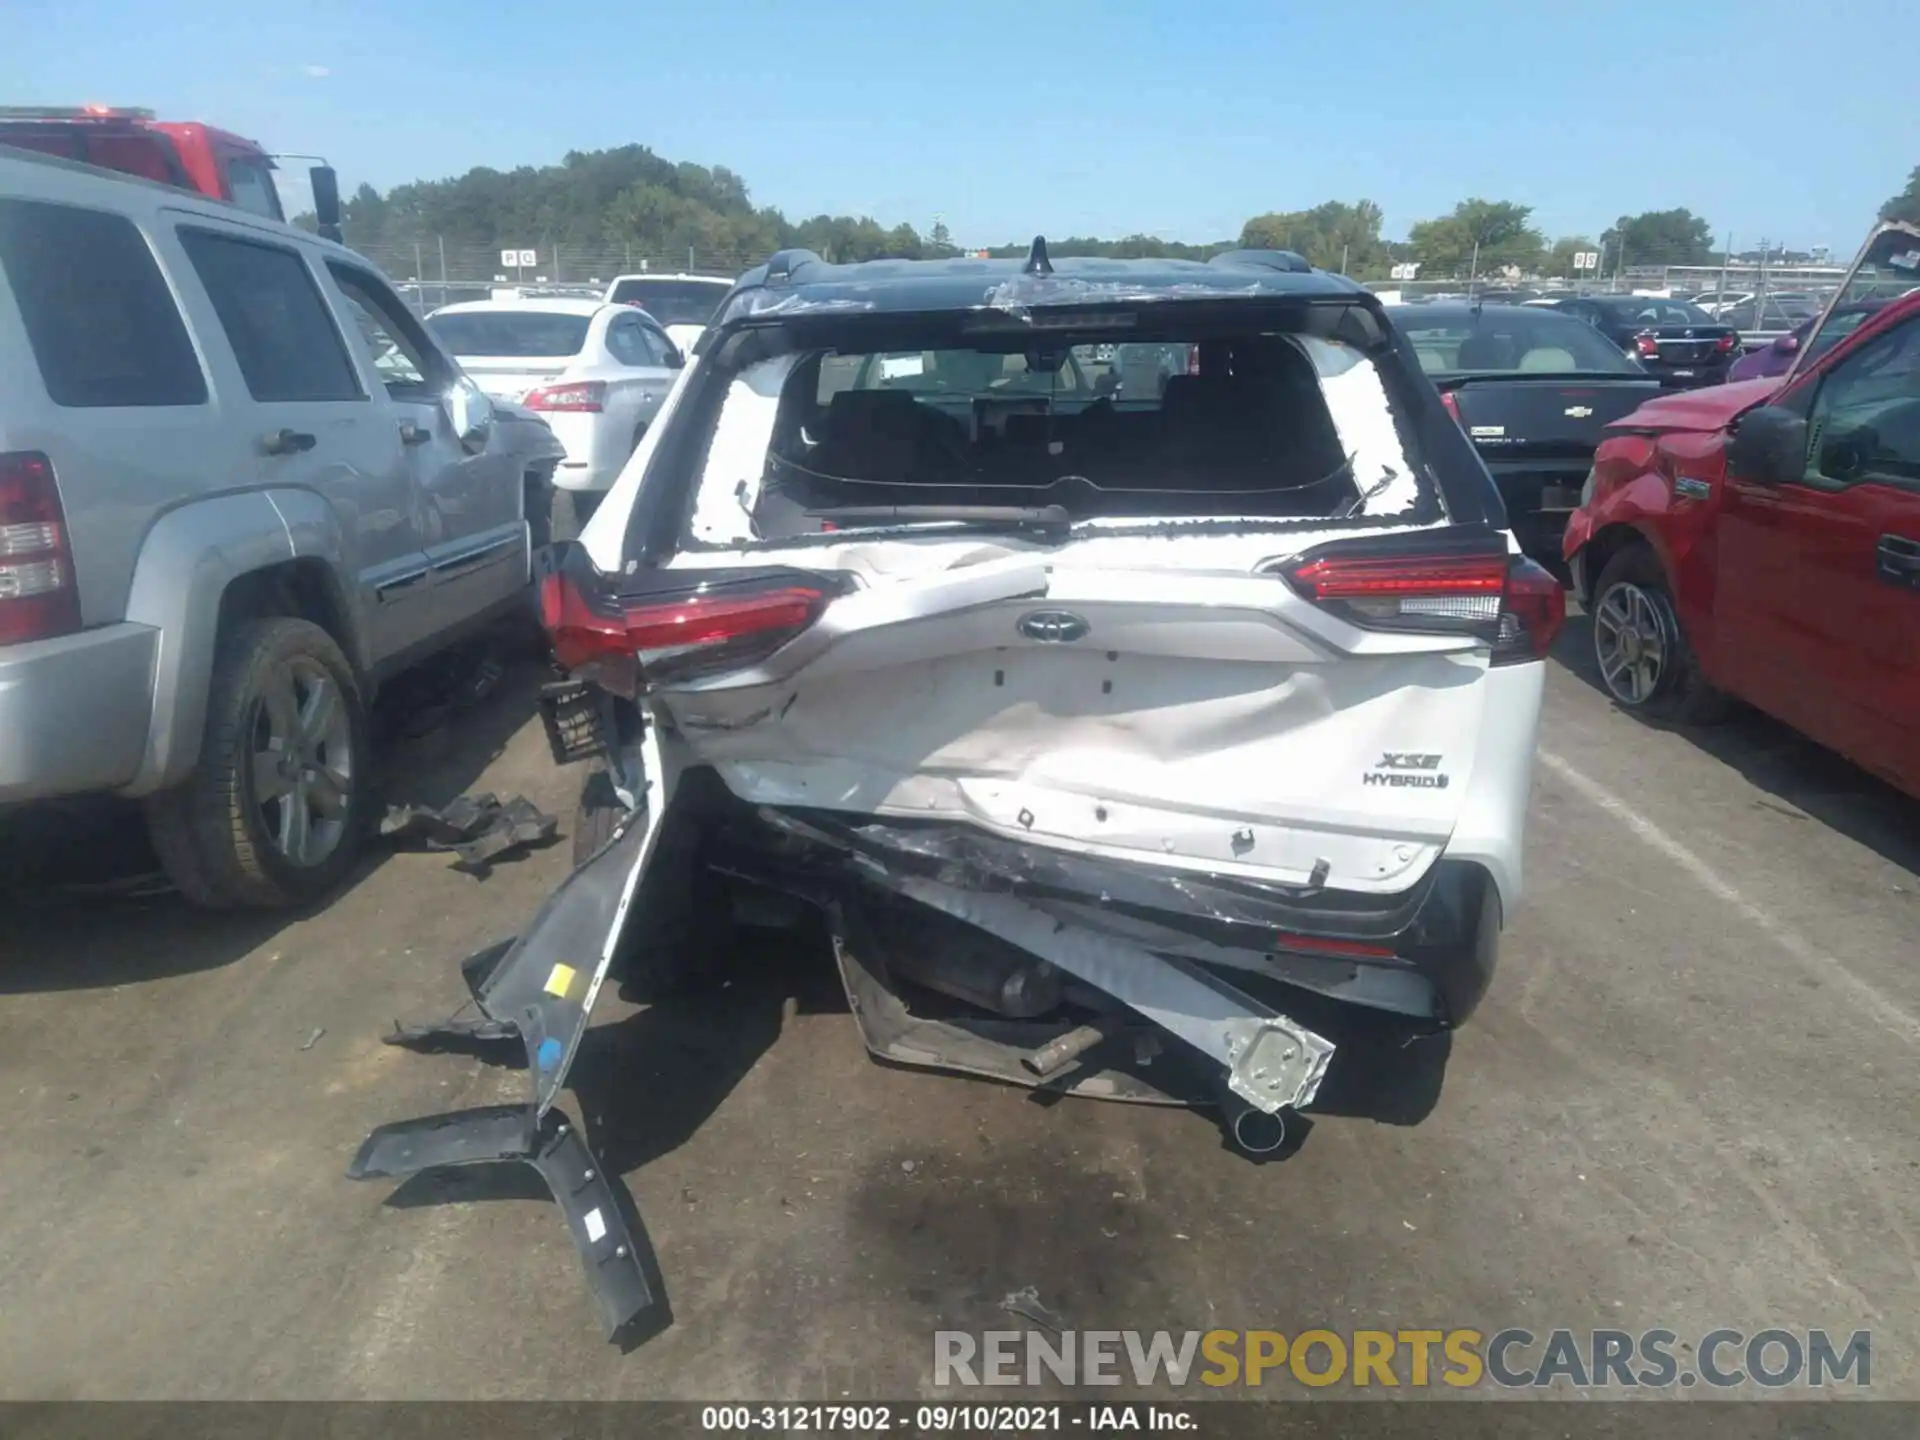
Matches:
[1728,301,1885,381]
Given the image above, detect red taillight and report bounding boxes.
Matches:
[622,587,826,660]
[523,380,606,413]
[1286,548,1508,632]
[1282,539,1565,663]
[1633,332,1660,359]
[0,451,80,645]
[1714,332,1738,353]
[539,568,628,677]
[1439,389,1464,427]
[1493,557,1566,665]
[540,562,838,688]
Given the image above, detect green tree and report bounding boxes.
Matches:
[982,234,1226,261]
[927,217,956,258]
[1239,200,1388,274]
[1879,166,1920,223]
[1408,199,1545,278]
[1600,209,1716,268]
[1546,235,1598,278]
[881,222,924,259]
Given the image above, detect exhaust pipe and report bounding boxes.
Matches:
[1218,1087,1288,1156]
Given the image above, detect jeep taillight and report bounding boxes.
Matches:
[1281,535,1563,663]
[0,451,80,645]
[539,550,845,689]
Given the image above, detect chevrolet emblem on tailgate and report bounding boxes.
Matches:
[1564,405,1593,418]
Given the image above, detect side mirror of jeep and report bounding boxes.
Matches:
[310,165,343,244]
[1726,405,1808,486]
[444,376,494,455]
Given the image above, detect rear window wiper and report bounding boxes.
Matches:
[804,504,1074,538]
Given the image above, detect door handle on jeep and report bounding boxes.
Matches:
[1877,534,1920,588]
[260,428,317,456]
[398,420,432,446]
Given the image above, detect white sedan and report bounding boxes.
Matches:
[603,273,733,354]
[426,299,683,530]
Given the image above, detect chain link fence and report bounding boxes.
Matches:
[350,235,1847,343]
[348,241,762,313]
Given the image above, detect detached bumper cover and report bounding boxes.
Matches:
[348,1105,651,1338]
[348,761,670,1340]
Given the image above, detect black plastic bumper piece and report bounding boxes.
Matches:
[1398,860,1503,1025]
[347,1104,653,1339]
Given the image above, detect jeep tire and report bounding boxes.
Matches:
[146,617,371,909]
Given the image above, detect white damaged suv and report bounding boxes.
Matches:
[352,242,1561,1337]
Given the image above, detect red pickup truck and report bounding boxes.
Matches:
[1564,220,1920,796]
[0,105,340,238]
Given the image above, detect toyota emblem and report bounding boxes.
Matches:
[1018,610,1091,643]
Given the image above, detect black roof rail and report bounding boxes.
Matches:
[1209,248,1313,274]
[765,248,823,284]
[1024,235,1053,275]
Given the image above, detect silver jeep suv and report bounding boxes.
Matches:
[0,148,563,906]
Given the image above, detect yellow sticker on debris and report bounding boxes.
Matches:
[543,963,577,999]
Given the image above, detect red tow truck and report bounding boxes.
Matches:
[0,104,341,239]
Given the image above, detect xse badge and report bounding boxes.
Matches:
[1364,752,1450,789]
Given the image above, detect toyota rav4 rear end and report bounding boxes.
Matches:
[350,242,1560,1340]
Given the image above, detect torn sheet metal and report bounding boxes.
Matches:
[878,873,1334,1115]
[777,811,1435,940]
[380,793,560,875]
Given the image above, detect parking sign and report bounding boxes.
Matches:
[499,249,517,267]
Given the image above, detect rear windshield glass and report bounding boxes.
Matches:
[606,279,727,328]
[1397,310,1639,375]
[426,310,591,357]
[1598,298,1715,326]
[683,329,1424,545]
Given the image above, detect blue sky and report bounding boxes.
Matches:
[6,0,1909,253]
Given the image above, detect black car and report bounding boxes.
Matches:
[1390,302,1661,554]
[1714,295,1821,333]
[1549,295,1740,387]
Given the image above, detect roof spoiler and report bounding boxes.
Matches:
[1209,249,1313,274]
[765,248,823,284]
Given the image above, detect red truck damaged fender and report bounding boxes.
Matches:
[1564,377,1784,674]
[1564,225,1920,799]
